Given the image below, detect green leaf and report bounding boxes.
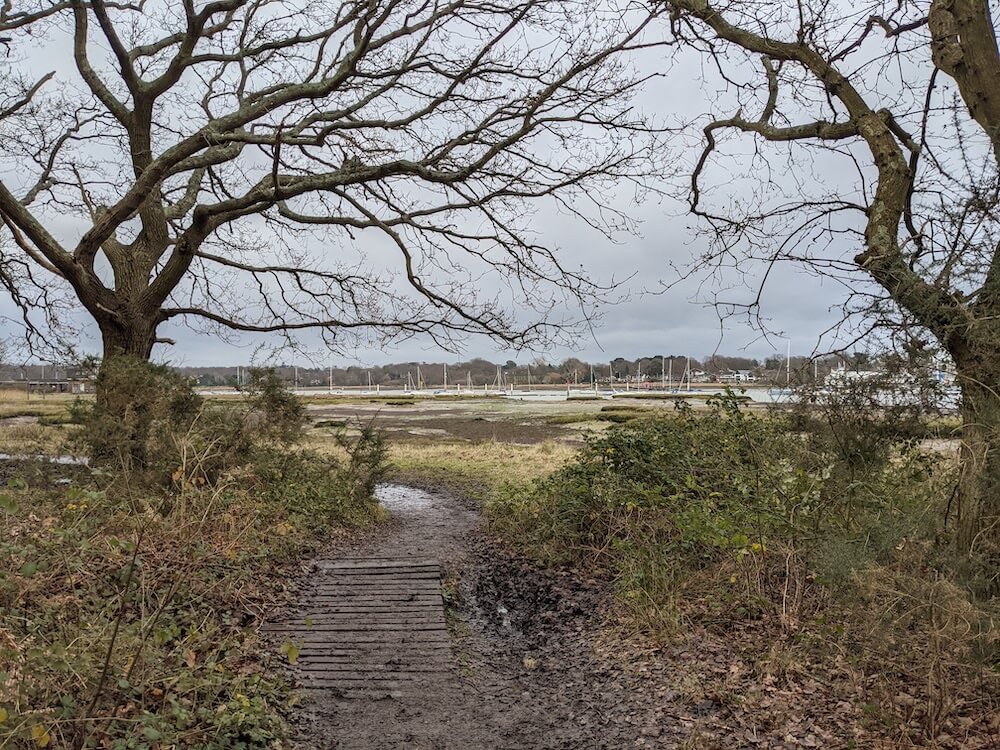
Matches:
[19,562,38,577]
[0,494,17,513]
[142,726,161,741]
[280,639,301,665]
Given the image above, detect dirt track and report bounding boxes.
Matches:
[277,484,697,750]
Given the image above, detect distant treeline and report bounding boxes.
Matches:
[164,353,872,388]
[0,352,890,389]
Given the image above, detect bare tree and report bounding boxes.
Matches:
[658,0,1000,560]
[0,1,664,362]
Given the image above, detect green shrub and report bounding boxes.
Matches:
[251,424,387,533]
[239,368,306,444]
[489,392,959,628]
[334,420,389,508]
[72,361,313,489]
[489,397,818,625]
[70,357,202,472]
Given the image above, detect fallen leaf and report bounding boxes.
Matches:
[31,724,50,748]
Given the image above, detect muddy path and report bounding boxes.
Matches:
[277,484,695,750]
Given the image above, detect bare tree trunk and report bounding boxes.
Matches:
[91,318,162,469]
[99,320,157,362]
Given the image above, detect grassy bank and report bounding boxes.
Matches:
[1,457,381,749]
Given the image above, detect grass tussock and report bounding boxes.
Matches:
[0,422,73,457]
[611,391,751,401]
[545,407,650,426]
[0,398,76,421]
[377,398,417,406]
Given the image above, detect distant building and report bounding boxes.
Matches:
[718,369,757,383]
[825,366,882,383]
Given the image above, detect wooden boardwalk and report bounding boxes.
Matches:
[268,557,451,699]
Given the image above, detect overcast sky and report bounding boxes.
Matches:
[146,196,852,368]
[0,2,893,368]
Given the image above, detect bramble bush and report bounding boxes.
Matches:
[489,393,959,619]
[69,360,314,488]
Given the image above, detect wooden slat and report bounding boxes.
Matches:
[316,558,438,569]
[312,574,440,580]
[299,665,448,674]
[277,625,447,634]
[293,636,452,646]
[266,616,445,628]
[283,605,442,615]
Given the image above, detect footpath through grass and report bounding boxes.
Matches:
[391,394,998,748]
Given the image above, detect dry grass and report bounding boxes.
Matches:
[386,440,577,502]
[0,422,73,455]
[0,391,79,420]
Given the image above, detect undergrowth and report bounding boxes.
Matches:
[487,394,998,747]
[0,360,386,749]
